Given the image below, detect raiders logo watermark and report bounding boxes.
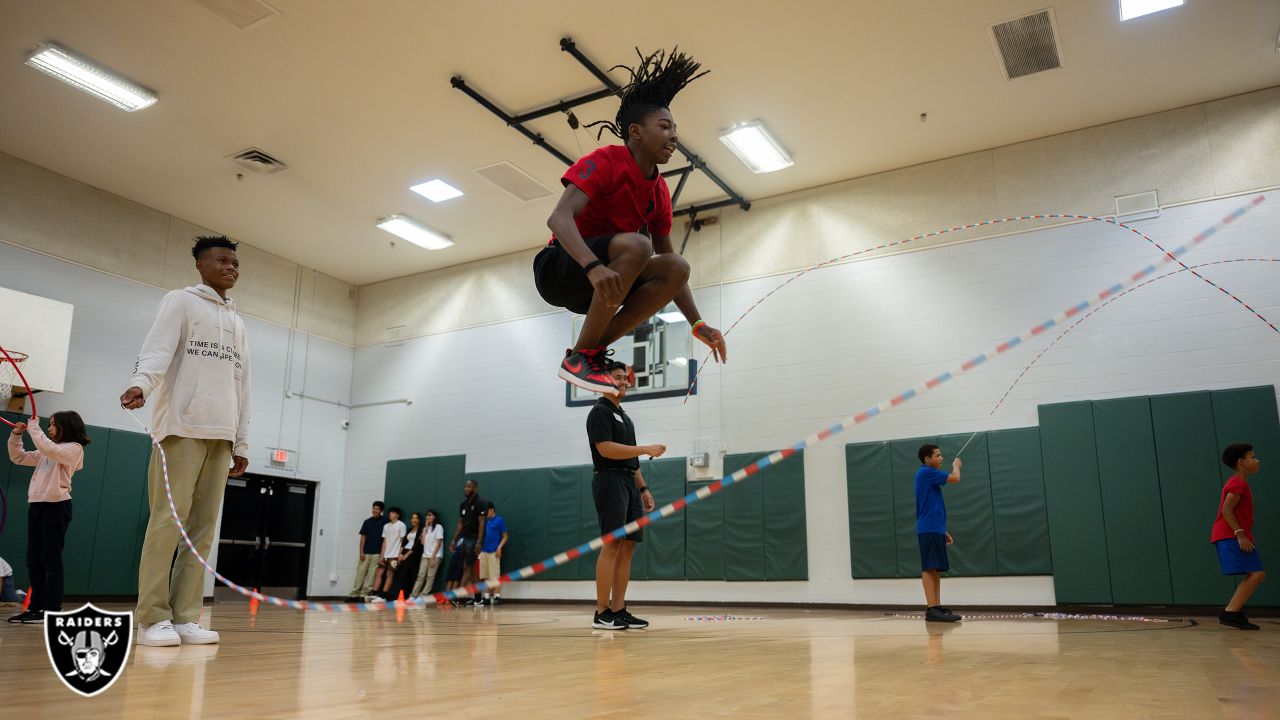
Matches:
[44,604,133,698]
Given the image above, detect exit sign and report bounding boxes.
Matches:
[271,449,290,463]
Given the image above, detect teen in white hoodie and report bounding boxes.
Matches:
[121,235,251,647]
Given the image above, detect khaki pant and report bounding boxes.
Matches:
[412,555,441,597]
[351,552,379,596]
[478,551,501,582]
[136,436,232,625]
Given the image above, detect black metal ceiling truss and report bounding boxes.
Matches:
[450,37,751,228]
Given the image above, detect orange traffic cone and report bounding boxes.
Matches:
[249,588,260,617]
[20,587,32,611]
[395,590,406,623]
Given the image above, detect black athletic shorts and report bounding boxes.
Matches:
[592,467,643,542]
[446,537,477,582]
[532,236,615,315]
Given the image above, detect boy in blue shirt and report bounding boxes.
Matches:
[915,444,961,623]
[475,502,508,606]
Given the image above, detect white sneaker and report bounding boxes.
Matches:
[138,621,181,647]
[173,622,219,645]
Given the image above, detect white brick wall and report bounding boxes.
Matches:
[341,190,1280,605]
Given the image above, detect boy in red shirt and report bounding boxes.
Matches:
[1210,443,1265,630]
[534,49,727,394]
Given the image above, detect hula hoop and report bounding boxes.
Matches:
[0,345,36,428]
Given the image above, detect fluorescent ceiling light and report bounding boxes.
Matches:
[1120,0,1183,21]
[376,214,453,250]
[410,178,464,203]
[24,42,157,111]
[656,311,686,324]
[718,121,793,173]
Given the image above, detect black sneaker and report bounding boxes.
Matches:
[615,607,649,630]
[592,610,626,630]
[7,610,36,624]
[559,347,618,395]
[939,607,962,622]
[473,597,487,607]
[925,606,959,623]
[1219,611,1260,630]
[15,610,45,624]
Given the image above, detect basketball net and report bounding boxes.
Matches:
[0,351,27,405]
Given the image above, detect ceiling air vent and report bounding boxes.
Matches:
[191,0,281,30]
[989,8,1063,80]
[473,161,554,202]
[227,147,288,174]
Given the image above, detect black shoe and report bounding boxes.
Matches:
[939,607,961,621]
[473,597,487,607]
[615,607,649,629]
[592,610,626,630]
[925,606,959,623]
[14,609,45,624]
[8,610,36,624]
[559,347,618,395]
[1219,611,1260,630]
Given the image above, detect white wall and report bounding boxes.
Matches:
[354,85,1280,347]
[342,190,1280,605]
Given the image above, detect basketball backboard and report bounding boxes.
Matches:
[0,285,73,394]
[567,303,696,405]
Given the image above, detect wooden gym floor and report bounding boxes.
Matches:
[2,602,1278,719]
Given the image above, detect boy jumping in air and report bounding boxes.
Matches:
[534,49,727,394]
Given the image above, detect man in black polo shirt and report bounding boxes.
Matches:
[445,478,485,602]
[587,361,665,630]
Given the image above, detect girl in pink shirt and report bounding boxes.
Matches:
[6,411,90,624]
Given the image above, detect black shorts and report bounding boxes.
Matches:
[446,537,477,582]
[592,467,643,542]
[532,236,615,315]
[918,533,949,572]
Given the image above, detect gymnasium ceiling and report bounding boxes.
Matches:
[0,0,1277,285]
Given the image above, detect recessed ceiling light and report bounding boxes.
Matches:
[655,311,686,324]
[376,214,453,251]
[1120,0,1183,21]
[410,178,464,203]
[718,121,793,174]
[24,42,157,111]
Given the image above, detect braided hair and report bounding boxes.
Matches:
[587,47,708,142]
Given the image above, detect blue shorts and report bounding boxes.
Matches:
[1215,539,1263,575]
[919,533,949,572]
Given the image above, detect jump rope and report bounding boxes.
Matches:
[0,195,1267,614]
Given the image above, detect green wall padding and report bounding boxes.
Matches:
[722,454,765,581]
[1210,386,1280,605]
[1038,401,1113,603]
[761,450,808,581]
[845,442,897,579]
[939,433,998,576]
[986,428,1052,575]
[1150,392,1235,604]
[91,430,153,596]
[642,458,686,580]
[578,466,597,580]
[544,466,582,580]
[1092,398,1173,604]
[684,479,725,579]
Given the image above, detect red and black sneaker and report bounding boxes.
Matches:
[559,347,618,395]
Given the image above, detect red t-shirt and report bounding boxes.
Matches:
[550,145,673,246]
[1210,475,1254,543]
